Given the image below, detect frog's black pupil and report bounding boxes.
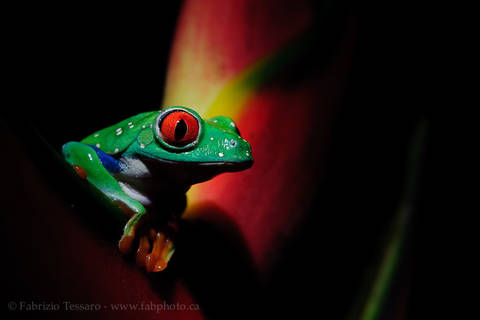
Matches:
[175,119,187,140]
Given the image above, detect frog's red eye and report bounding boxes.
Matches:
[158,110,199,147]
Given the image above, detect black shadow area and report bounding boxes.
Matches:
[172,203,264,320]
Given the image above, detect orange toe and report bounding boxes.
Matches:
[135,235,150,267]
[118,234,135,255]
[145,232,174,272]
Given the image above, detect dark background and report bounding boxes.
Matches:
[4,1,433,319]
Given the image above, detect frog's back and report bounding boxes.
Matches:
[82,111,159,155]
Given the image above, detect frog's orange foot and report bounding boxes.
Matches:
[72,165,87,180]
[145,231,174,272]
[135,228,175,272]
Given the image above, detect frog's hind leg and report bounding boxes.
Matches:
[62,141,146,254]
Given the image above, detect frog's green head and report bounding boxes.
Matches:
[132,106,253,183]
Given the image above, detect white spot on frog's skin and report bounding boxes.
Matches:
[129,124,135,129]
[116,128,123,135]
[230,121,235,127]
[213,119,218,123]
[246,151,250,156]
[88,153,93,161]
[218,152,224,157]
[96,143,101,148]
[114,147,119,153]
[210,137,214,141]
[142,125,146,129]
[149,124,153,128]
[140,143,146,149]
[94,133,99,138]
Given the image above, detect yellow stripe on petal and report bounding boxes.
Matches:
[204,35,308,119]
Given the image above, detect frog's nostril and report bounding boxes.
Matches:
[230,139,237,147]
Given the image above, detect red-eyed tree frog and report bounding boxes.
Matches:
[63,106,253,272]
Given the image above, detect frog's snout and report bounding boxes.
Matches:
[221,135,253,168]
[205,116,254,167]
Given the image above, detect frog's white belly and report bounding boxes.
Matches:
[114,158,154,206]
[118,181,152,206]
[113,157,190,208]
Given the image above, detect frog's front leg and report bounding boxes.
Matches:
[62,142,146,254]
